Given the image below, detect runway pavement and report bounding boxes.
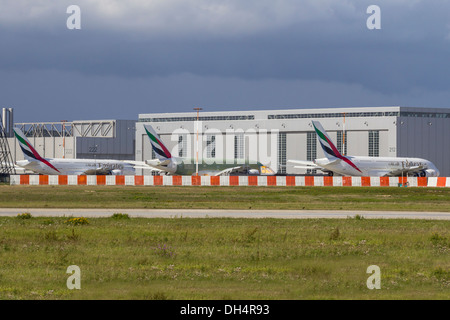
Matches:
[0,208,449,220]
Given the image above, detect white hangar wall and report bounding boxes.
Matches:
[7,106,447,176]
[136,106,450,176]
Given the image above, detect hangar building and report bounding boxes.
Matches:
[3,106,449,176]
[136,106,450,176]
[4,114,136,167]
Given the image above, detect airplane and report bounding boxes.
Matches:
[13,127,137,175]
[288,120,440,177]
[140,124,275,176]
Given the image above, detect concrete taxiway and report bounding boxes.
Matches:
[0,208,449,220]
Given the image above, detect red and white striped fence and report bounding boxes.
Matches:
[9,175,450,187]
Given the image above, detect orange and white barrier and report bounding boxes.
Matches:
[9,175,450,187]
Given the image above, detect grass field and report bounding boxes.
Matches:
[0,185,449,211]
[0,185,449,300]
[0,215,448,300]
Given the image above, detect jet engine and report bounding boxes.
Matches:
[419,169,439,177]
[84,168,112,175]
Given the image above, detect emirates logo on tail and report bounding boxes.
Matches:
[14,128,60,173]
[312,121,362,173]
[144,125,172,160]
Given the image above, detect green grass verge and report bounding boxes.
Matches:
[0,216,448,299]
[1,185,449,211]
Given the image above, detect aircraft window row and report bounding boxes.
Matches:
[139,115,255,122]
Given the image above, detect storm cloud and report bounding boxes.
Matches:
[1,0,449,122]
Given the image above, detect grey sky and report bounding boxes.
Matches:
[1,0,450,122]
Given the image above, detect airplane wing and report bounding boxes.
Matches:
[287,160,320,169]
[213,166,245,176]
[287,159,335,174]
[202,165,274,176]
[133,166,164,172]
[384,166,424,177]
[126,161,165,172]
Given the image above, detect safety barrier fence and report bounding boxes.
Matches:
[9,175,450,187]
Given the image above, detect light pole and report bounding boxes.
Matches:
[61,120,67,158]
[342,112,346,156]
[193,107,202,176]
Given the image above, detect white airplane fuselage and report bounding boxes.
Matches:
[316,156,439,177]
[16,158,136,175]
[145,157,272,176]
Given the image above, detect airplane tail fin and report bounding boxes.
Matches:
[13,127,61,173]
[143,124,172,161]
[311,121,362,174]
[311,121,343,161]
[13,127,43,162]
